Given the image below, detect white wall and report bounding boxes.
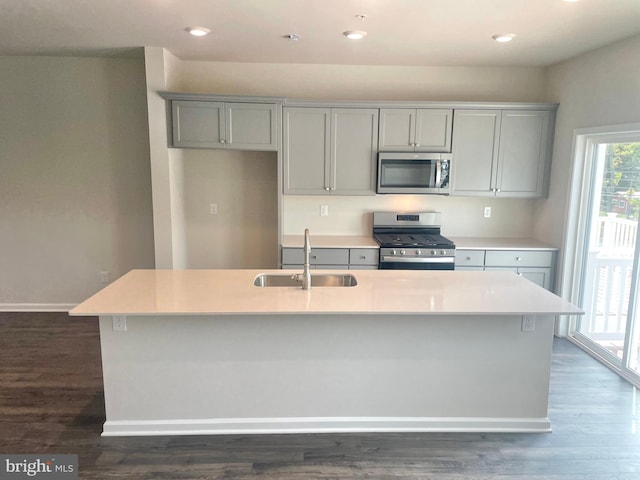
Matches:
[178,62,547,102]
[0,56,155,308]
[282,196,534,237]
[183,150,278,269]
[536,34,640,248]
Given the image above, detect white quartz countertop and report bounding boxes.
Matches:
[450,237,558,251]
[282,235,379,249]
[69,269,583,317]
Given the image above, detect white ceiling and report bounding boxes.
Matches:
[1,0,640,67]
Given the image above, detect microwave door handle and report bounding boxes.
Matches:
[435,159,442,187]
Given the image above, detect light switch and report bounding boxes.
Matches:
[320,205,329,217]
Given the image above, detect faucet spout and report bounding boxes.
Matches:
[302,228,311,290]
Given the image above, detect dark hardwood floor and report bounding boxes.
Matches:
[1,312,640,479]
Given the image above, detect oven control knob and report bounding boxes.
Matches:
[416,249,422,256]
[400,249,406,256]
[430,250,436,255]
[440,250,447,255]
[390,249,397,256]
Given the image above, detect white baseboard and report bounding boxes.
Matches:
[102,416,552,437]
[0,303,77,312]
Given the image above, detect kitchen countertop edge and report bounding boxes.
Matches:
[69,269,582,317]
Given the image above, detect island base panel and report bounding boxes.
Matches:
[98,313,555,435]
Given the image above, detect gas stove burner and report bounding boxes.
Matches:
[373,233,453,249]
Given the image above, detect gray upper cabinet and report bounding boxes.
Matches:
[450,109,552,197]
[225,103,278,150]
[172,101,224,148]
[378,108,453,152]
[171,100,277,150]
[284,107,379,195]
[450,110,501,195]
[497,111,551,196]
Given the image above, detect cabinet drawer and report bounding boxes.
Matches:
[282,248,349,265]
[349,248,379,266]
[455,250,485,267]
[484,250,553,267]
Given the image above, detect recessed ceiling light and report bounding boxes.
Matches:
[186,26,211,37]
[492,33,516,43]
[343,30,367,40]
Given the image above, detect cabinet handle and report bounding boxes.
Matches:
[516,257,522,261]
[220,139,226,144]
[466,256,472,261]
[360,255,367,259]
[325,187,330,191]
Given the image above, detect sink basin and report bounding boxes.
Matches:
[253,273,358,287]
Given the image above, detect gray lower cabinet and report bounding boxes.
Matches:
[283,107,379,195]
[282,247,379,270]
[450,109,552,197]
[171,101,278,150]
[454,250,485,271]
[455,249,555,290]
[378,108,453,152]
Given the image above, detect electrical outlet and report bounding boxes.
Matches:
[320,205,329,217]
[112,315,127,332]
[522,315,536,332]
[484,206,492,218]
[100,271,109,283]
[209,203,218,215]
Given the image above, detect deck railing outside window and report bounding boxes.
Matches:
[583,214,637,357]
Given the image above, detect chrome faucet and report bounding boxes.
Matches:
[292,228,312,289]
[302,228,311,289]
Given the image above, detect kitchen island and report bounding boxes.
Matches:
[70,269,582,436]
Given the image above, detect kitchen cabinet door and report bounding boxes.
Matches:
[378,109,415,152]
[496,110,550,197]
[172,101,277,150]
[172,101,224,148]
[378,108,452,152]
[283,107,331,194]
[414,109,453,152]
[225,103,278,151]
[517,267,552,290]
[284,107,378,195]
[331,108,379,195]
[485,266,551,290]
[450,110,501,196]
[451,109,553,198]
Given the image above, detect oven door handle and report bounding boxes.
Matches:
[381,256,455,263]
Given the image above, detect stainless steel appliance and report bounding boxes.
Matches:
[377,152,451,194]
[373,211,455,270]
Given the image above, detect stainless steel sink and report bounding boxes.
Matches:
[253,273,358,287]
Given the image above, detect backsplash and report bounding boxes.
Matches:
[282,195,536,238]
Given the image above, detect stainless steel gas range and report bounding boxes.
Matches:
[372,211,456,270]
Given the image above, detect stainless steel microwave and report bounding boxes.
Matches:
[377,152,451,195]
